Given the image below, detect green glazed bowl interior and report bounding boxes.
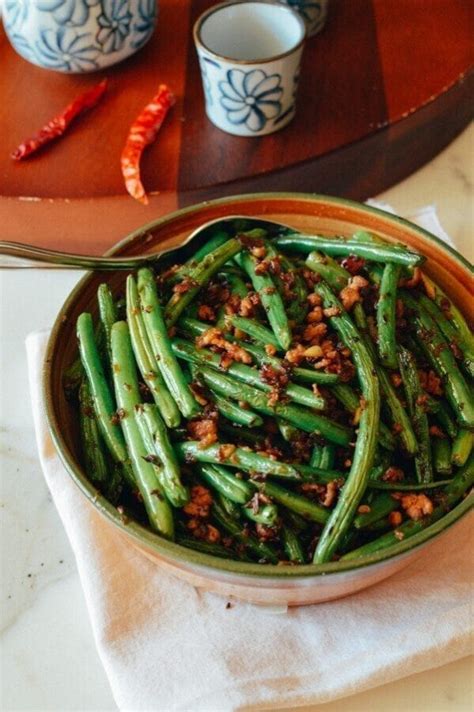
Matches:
[44,193,473,580]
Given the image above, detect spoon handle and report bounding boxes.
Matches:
[0,241,149,270]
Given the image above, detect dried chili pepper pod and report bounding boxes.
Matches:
[11,79,108,161]
[121,84,175,205]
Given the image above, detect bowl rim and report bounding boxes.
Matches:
[43,191,473,579]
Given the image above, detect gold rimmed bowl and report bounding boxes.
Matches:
[44,193,473,606]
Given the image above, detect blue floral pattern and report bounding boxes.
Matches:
[131,0,157,49]
[96,0,132,53]
[219,69,283,132]
[282,0,327,35]
[6,32,36,61]
[36,0,100,27]
[3,0,157,72]
[3,0,29,30]
[35,28,99,71]
[199,60,213,106]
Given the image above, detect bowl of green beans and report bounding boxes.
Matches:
[44,193,473,606]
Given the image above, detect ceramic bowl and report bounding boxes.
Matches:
[3,0,158,72]
[44,193,473,606]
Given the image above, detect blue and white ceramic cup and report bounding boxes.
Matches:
[2,0,158,72]
[193,0,306,137]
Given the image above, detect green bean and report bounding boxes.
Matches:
[175,441,301,479]
[292,257,410,451]
[219,271,248,296]
[452,429,474,468]
[76,312,130,468]
[110,321,174,538]
[398,346,433,482]
[126,275,181,428]
[310,445,322,468]
[331,383,360,412]
[171,338,326,411]
[79,379,109,486]
[194,364,352,445]
[198,463,253,505]
[168,231,232,286]
[224,332,337,387]
[138,268,200,419]
[418,293,474,379]
[192,230,231,262]
[290,366,340,385]
[420,274,474,378]
[366,264,383,286]
[312,281,380,563]
[228,315,280,349]
[368,479,454,491]
[283,510,309,533]
[174,535,233,559]
[215,490,242,519]
[63,356,84,396]
[281,256,309,325]
[79,380,122,500]
[235,251,292,350]
[434,402,458,440]
[263,241,308,324]
[319,444,335,470]
[281,526,306,563]
[332,383,396,451]
[216,272,248,329]
[213,393,263,428]
[351,229,385,244]
[277,419,299,442]
[254,480,329,525]
[351,307,418,455]
[360,517,393,533]
[403,291,474,428]
[371,449,391,474]
[243,500,279,527]
[97,283,117,364]
[305,251,349,291]
[433,438,452,476]
[353,492,398,529]
[379,364,418,453]
[377,263,401,369]
[165,238,242,326]
[292,463,450,492]
[202,465,279,529]
[342,453,474,560]
[218,421,266,447]
[179,315,339,385]
[275,234,424,266]
[134,403,189,507]
[293,464,346,483]
[211,500,278,563]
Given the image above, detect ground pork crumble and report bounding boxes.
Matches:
[196,327,252,367]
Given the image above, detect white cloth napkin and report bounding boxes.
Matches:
[27,206,473,712]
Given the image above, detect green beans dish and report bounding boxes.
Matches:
[70,221,474,566]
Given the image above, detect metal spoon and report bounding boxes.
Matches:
[0,216,291,270]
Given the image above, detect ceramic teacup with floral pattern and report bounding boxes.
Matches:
[193,0,306,137]
[3,0,158,72]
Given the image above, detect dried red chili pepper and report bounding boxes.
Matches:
[11,80,108,161]
[121,84,175,205]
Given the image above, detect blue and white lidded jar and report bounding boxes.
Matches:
[2,0,158,72]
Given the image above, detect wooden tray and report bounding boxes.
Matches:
[1,0,472,252]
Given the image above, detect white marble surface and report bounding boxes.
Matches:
[0,125,473,712]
